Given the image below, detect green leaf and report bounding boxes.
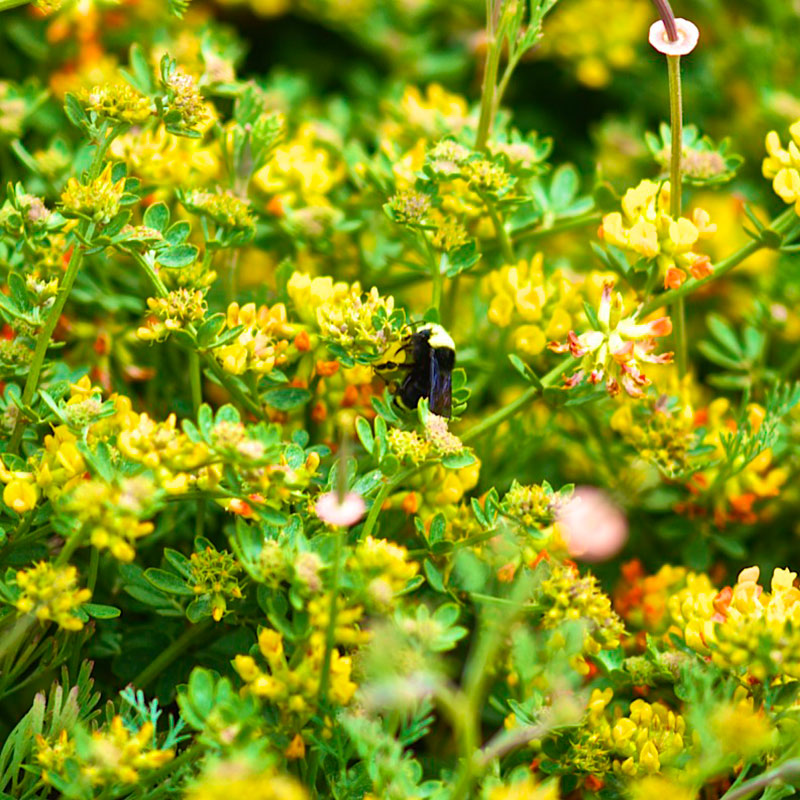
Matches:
[165,221,191,245]
[706,313,743,358]
[143,202,170,233]
[355,416,374,454]
[441,451,476,469]
[424,559,446,593]
[157,244,199,268]
[64,93,89,130]
[196,314,226,348]
[83,603,121,619]
[144,568,194,596]
[263,387,312,411]
[164,548,194,580]
[186,595,212,622]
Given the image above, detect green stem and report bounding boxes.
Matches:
[7,233,90,454]
[0,0,28,11]
[667,54,687,377]
[667,56,683,220]
[132,252,169,298]
[719,759,800,800]
[130,251,264,420]
[131,620,213,689]
[87,547,99,593]
[475,2,502,150]
[461,356,574,444]
[316,529,343,706]
[484,195,514,263]
[511,211,602,246]
[189,349,202,414]
[188,349,205,536]
[360,479,394,541]
[54,529,87,567]
[449,579,531,798]
[202,354,264,419]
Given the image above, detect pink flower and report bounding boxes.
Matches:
[315,491,366,527]
[649,18,699,56]
[557,487,628,562]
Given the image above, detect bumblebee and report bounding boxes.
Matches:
[376,323,455,418]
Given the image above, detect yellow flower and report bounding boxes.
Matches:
[79,82,153,125]
[111,125,220,190]
[488,776,559,800]
[63,476,157,562]
[83,716,174,785]
[190,545,243,622]
[35,730,75,784]
[3,478,38,513]
[185,758,308,800]
[212,301,293,376]
[762,120,800,214]
[60,162,126,225]
[253,123,344,207]
[600,180,715,289]
[15,562,91,631]
[314,282,402,359]
[629,776,696,800]
[538,0,650,88]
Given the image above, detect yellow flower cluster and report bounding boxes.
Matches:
[35,730,75,784]
[387,428,431,464]
[380,84,470,146]
[308,594,371,646]
[582,689,686,778]
[286,271,349,325]
[349,536,418,607]
[708,688,774,759]
[683,566,800,681]
[80,82,153,125]
[118,413,213,492]
[539,562,625,665]
[1,380,145,514]
[60,163,126,225]
[190,546,244,621]
[610,400,695,476]
[225,450,320,517]
[213,301,293,375]
[606,698,686,776]
[137,288,207,341]
[600,180,716,289]
[763,120,800,213]
[63,476,157,562]
[538,0,651,88]
[82,717,174,785]
[502,481,561,529]
[1,425,83,511]
[488,776,558,800]
[483,255,589,357]
[406,459,481,517]
[315,283,400,358]
[234,627,357,720]
[111,126,220,190]
[14,562,91,630]
[253,123,344,208]
[186,760,308,800]
[164,67,213,134]
[185,189,254,232]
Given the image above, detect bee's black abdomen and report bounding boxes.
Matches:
[395,327,455,418]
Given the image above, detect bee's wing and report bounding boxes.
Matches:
[429,349,453,418]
